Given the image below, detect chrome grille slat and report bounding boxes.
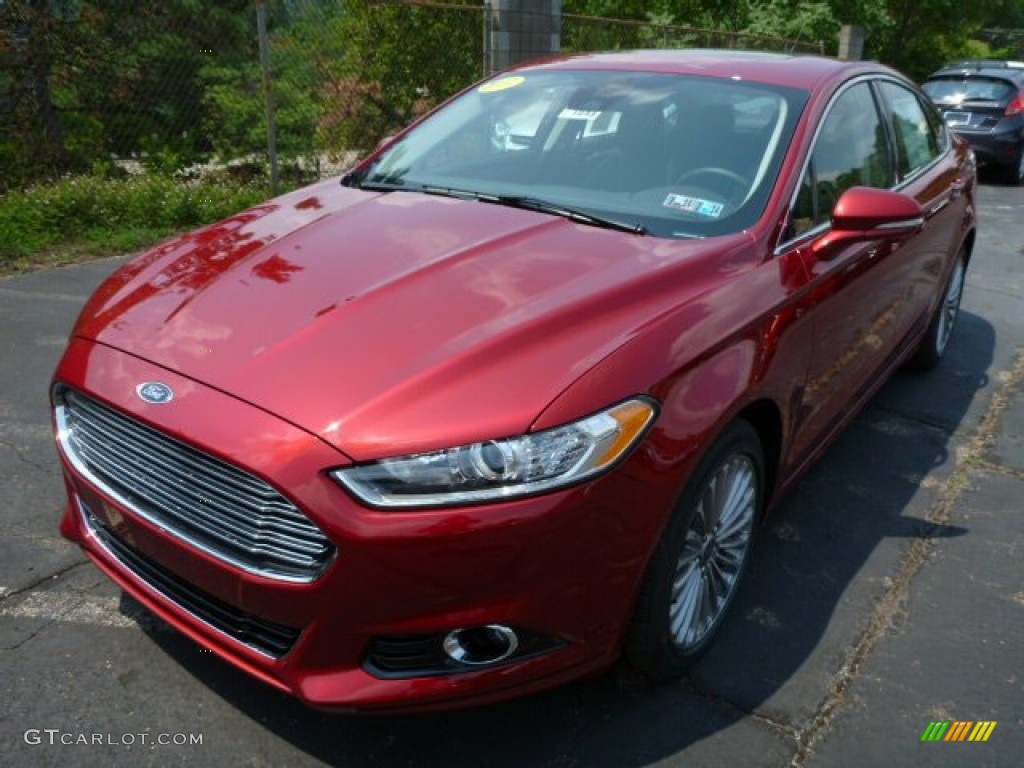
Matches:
[69,396,283,501]
[75,401,311,517]
[67,415,327,558]
[57,389,335,582]
[68,418,326,557]
[76,440,322,566]
[75,436,266,546]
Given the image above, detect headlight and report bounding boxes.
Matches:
[331,398,656,509]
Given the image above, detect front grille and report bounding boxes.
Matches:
[56,388,334,582]
[84,505,301,657]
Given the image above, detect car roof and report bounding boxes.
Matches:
[940,59,1024,70]
[509,49,894,92]
[927,63,1024,84]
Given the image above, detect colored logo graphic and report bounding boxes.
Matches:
[136,381,174,404]
[921,721,997,742]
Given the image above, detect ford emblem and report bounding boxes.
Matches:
[136,381,174,404]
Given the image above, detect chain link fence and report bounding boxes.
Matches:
[1,0,825,193]
[562,12,825,54]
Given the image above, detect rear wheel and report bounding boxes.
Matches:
[626,420,763,679]
[1005,146,1024,186]
[912,248,967,370]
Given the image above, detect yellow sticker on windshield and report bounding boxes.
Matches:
[479,76,525,93]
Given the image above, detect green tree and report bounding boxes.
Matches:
[826,0,1019,78]
[0,0,254,187]
[316,0,482,153]
[745,1,840,51]
[200,1,483,162]
[0,0,70,183]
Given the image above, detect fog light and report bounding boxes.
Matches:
[443,625,519,666]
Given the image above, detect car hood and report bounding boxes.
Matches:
[74,179,750,460]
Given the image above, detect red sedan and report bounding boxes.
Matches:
[52,50,975,712]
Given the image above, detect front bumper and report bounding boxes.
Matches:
[53,338,671,711]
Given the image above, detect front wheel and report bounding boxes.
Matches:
[911,249,967,370]
[626,420,763,679]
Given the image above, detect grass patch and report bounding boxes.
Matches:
[0,173,270,275]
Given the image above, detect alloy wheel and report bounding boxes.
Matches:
[669,453,757,651]
[935,256,966,357]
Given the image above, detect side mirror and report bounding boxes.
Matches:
[812,186,924,260]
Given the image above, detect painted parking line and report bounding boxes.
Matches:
[0,588,137,629]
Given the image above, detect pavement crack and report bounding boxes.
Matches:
[680,678,800,742]
[3,615,61,652]
[789,349,1024,767]
[970,457,1024,481]
[0,558,90,604]
[0,437,51,473]
[1,569,111,651]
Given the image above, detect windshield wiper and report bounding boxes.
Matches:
[350,182,645,235]
[421,185,488,201]
[485,195,646,235]
[350,179,409,192]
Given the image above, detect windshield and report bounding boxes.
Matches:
[349,70,809,239]
[923,76,1016,104]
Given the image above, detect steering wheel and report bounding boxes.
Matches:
[675,167,748,200]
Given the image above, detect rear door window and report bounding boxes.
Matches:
[877,81,943,179]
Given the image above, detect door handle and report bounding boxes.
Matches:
[928,197,950,217]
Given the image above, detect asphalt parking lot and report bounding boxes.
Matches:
[1,180,1022,767]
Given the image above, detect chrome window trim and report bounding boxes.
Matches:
[775,74,955,256]
[875,78,950,189]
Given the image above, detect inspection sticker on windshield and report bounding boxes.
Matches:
[663,193,724,218]
[558,108,602,121]
[478,76,525,93]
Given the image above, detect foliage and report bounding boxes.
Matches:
[201,2,341,162]
[566,0,1024,78]
[744,2,840,52]
[824,0,1014,79]
[0,0,254,188]
[0,173,268,270]
[318,1,482,153]
[130,1,481,163]
[4,0,1024,197]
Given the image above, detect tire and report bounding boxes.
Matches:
[625,420,764,680]
[1003,146,1024,186]
[911,248,967,370]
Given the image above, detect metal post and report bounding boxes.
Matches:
[483,0,491,77]
[257,2,280,196]
[487,0,562,73]
[838,25,865,61]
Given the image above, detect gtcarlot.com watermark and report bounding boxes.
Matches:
[24,729,203,747]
